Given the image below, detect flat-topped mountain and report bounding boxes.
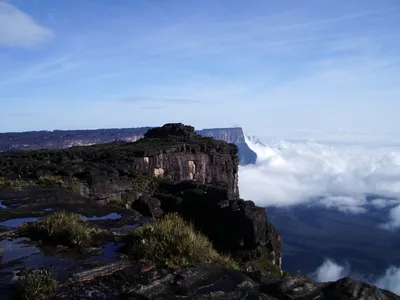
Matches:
[0,123,397,299]
[0,125,256,165]
[0,123,240,200]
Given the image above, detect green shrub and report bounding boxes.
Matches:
[255,250,284,277]
[18,211,100,247]
[15,268,59,300]
[36,175,64,186]
[280,270,292,277]
[127,213,239,269]
[0,175,80,191]
[132,174,159,193]
[0,177,36,189]
[106,198,127,207]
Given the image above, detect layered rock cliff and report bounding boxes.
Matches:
[0,123,396,299]
[0,123,273,268]
[0,126,257,165]
[0,124,239,200]
[197,127,257,165]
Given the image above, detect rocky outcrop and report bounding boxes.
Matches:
[0,123,277,271]
[0,123,398,299]
[0,123,240,200]
[0,126,257,165]
[57,263,400,299]
[132,180,282,270]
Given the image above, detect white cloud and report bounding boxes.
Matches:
[311,259,400,295]
[312,259,349,282]
[0,1,53,47]
[371,198,400,209]
[319,196,368,214]
[238,134,400,228]
[380,204,400,231]
[375,266,400,294]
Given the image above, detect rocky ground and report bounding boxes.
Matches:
[0,124,398,299]
[0,187,148,298]
[0,187,398,300]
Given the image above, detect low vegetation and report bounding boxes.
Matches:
[18,211,101,247]
[0,177,36,189]
[281,270,292,277]
[15,268,59,300]
[35,174,65,186]
[132,173,159,193]
[126,213,239,269]
[0,175,80,191]
[106,197,130,209]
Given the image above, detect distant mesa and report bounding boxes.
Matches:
[0,123,257,165]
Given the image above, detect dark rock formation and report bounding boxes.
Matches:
[0,125,257,165]
[0,123,395,299]
[144,123,198,140]
[0,123,240,200]
[0,123,275,270]
[132,180,282,271]
[56,263,399,299]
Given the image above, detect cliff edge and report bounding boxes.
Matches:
[0,126,257,165]
[0,123,279,269]
[0,123,397,299]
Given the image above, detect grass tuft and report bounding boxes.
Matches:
[127,213,239,269]
[0,175,80,191]
[15,268,59,300]
[35,175,64,186]
[106,198,130,209]
[0,177,36,189]
[18,211,101,247]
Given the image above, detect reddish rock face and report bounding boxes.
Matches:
[1,124,396,299]
[0,123,281,271]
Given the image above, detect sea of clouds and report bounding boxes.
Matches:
[239,133,400,229]
[238,131,400,294]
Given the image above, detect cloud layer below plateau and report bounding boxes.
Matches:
[238,132,400,230]
[312,259,400,295]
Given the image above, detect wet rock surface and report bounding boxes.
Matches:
[55,264,399,300]
[0,187,147,227]
[0,124,397,299]
[0,192,394,300]
[0,187,148,299]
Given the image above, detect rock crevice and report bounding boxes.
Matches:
[0,123,395,299]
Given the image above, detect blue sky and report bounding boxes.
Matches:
[1,0,399,135]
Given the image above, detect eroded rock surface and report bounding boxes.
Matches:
[0,126,257,166]
[0,123,396,299]
[132,180,282,271]
[56,264,399,300]
[0,123,240,200]
[0,124,276,271]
